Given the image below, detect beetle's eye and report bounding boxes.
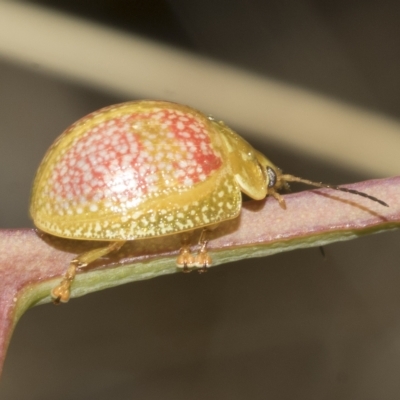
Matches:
[267,166,277,188]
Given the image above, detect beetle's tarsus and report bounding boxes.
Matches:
[195,230,212,272]
[269,189,287,210]
[195,244,212,269]
[177,233,195,272]
[181,261,193,273]
[51,284,70,304]
[176,249,195,269]
[51,259,79,303]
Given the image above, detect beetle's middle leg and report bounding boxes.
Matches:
[176,232,195,272]
[195,224,219,273]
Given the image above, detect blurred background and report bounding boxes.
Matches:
[1,0,400,398]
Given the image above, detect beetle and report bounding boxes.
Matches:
[30,100,388,303]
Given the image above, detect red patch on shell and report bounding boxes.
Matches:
[48,108,222,203]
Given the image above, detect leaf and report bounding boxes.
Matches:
[0,176,399,375]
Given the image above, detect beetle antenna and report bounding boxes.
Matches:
[280,175,389,207]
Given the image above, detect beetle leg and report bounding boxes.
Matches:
[195,229,212,273]
[176,233,195,273]
[51,241,125,304]
[268,188,287,210]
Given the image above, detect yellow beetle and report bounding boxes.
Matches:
[30,101,387,303]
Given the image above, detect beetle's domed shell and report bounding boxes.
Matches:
[30,101,242,240]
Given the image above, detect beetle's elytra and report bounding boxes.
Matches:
[30,100,388,303]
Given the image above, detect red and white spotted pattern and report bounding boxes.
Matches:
[30,101,264,239]
[48,107,222,211]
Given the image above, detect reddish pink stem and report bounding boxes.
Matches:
[0,177,399,376]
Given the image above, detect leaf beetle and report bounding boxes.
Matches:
[30,100,387,303]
